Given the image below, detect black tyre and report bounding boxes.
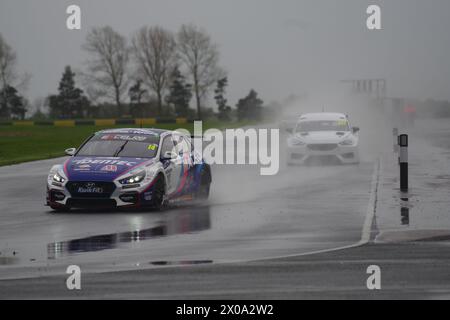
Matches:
[50,204,70,212]
[196,167,211,200]
[150,175,166,210]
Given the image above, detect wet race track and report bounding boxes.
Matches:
[0,146,375,277]
[1,120,450,299]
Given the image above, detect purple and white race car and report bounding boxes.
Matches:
[46,128,211,211]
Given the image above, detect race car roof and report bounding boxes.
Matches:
[298,113,347,121]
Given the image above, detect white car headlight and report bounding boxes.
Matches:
[119,171,146,185]
[339,139,355,146]
[53,172,66,183]
[289,138,306,146]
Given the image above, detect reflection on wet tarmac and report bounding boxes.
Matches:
[401,207,410,226]
[0,257,20,265]
[150,260,213,266]
[400,196,410,226]
[47,206,211,259]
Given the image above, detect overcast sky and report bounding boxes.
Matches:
[1,0,450,106]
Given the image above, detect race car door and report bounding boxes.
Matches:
[160,134,182,195]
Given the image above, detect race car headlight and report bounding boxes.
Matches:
[53,172,66,183]
[119,171,146,185]
[339,139,355,146]
[290,138,306,146]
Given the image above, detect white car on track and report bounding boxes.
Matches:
[286,112,360,165]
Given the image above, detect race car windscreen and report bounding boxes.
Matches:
[295,120,350,132]
[75,133,160,158]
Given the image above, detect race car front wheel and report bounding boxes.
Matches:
[50,204,70,212]
[196,167,211,200]
[150,175,165,210]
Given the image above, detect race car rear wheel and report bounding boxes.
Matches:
[196,167,211,200]
[150,175,165,210]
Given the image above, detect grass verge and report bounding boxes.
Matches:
[0,121,250,167]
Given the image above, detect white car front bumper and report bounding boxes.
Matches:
[46,179,156,209]
[287,143,360,165]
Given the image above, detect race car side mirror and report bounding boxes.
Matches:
[352,127,360,134]
[162,151,177,160]
[65,148,76,156]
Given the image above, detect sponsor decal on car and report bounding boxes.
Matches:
[73,159,137,167]
[77,182,104,194]
[73,164,91,171]
[101,129,159,136]
[101,165,118,172]
[100,134,147,142]
[143,191,153,201]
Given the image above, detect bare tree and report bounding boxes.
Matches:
[0,33,30,119]
[131,26,177,115]
[177,24,225,119]
[0,33,18,90]
[83,26,129,115]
